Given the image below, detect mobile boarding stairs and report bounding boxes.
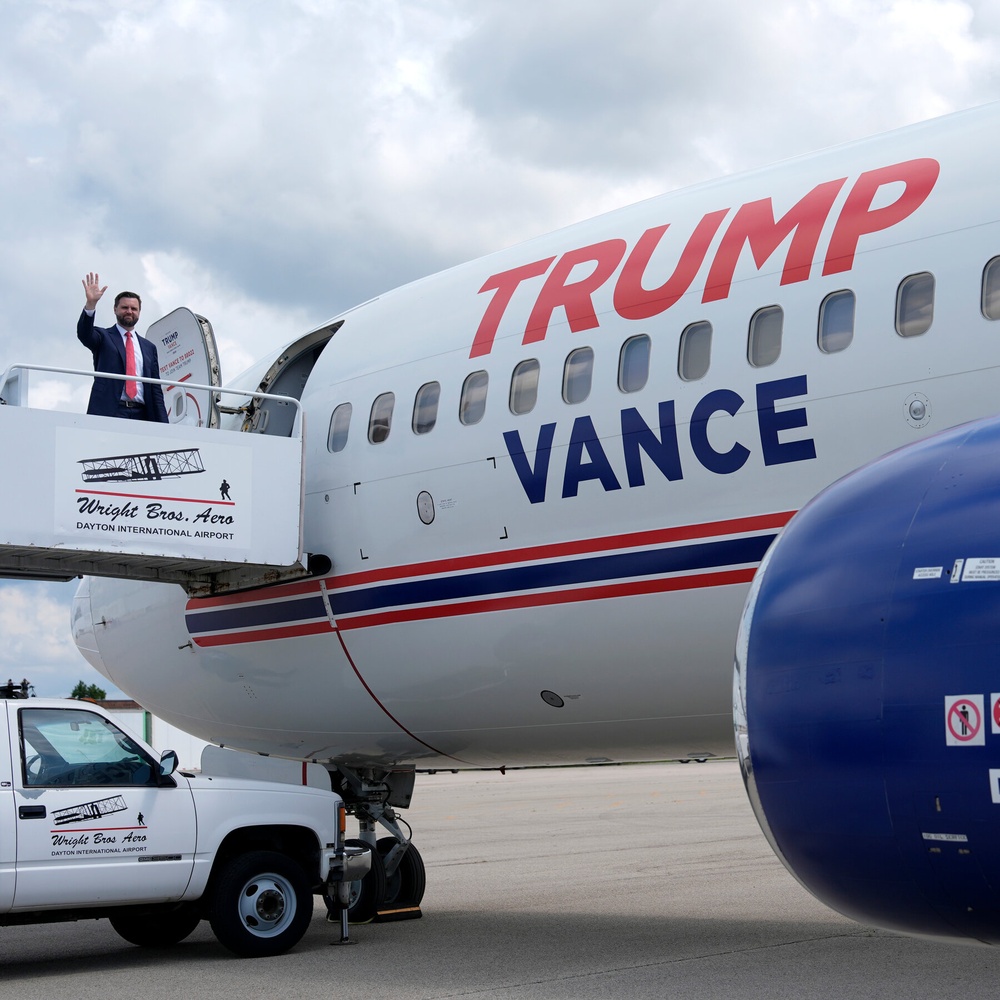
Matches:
[0,363,319,597]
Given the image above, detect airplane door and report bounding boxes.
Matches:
[0,708,14,909]
[146,307,222,428]
[222,323,340,436]
[12,706,196,909]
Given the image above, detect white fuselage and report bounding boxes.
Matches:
[76,105,1000,769]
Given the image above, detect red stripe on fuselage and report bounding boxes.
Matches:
[334,567,757,630]
[191,566,758,646]
[186,510,794,611]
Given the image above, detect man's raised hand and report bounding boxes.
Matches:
[82,272,108,311]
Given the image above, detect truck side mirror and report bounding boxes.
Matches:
[158,749,179,779]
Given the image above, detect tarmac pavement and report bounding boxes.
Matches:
[3,761,999,999]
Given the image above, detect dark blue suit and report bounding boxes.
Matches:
[77,310,169,422]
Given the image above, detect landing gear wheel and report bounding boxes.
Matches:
[208,850,312,957]
[110,904,201,947]
[324,838,386,924]
[377,837,426,908]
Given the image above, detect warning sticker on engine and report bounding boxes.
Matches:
[945,695,985,746]
[961,558,1000,582]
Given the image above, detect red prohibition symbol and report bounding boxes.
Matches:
[948,699,982,742]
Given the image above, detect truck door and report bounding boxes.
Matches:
[0,708,14,909]
[12,706,197,910]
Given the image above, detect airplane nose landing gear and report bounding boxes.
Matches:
[326,765,426,924]
[376,834,426,917]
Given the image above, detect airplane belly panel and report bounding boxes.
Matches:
[335,585,746,765]
[76,571,744,767]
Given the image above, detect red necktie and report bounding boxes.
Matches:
[125,331,138,399]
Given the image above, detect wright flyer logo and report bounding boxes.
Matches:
[55,426,253,558]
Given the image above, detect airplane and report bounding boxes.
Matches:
[67,102,1000,940]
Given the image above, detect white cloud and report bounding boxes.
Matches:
[136,250,314,377]
[30,377,91,413]
[0,582,117,699]
[1,0,1000,715]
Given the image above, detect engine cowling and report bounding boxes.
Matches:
[735,415,1000,944]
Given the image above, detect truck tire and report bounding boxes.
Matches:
[208,850,313,957]
[109,904,202,947]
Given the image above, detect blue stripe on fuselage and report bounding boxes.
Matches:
[185,533,774,635]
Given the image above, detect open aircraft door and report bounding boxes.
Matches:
[146,308,222,428]
[218,321,343,437]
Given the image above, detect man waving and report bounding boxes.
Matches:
[77,272,169,422]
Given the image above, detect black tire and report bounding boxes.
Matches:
[377,837,426,908]
[208,850,312,958]
[324,838,386,924]
[109,904,201,948]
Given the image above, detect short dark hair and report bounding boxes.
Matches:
[114,291,142,308]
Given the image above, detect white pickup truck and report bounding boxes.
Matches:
[0,696,369,956]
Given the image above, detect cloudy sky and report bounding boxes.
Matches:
[2,0,1000,699]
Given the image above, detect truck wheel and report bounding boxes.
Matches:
[109,904,201,947]
[209,851,312,957]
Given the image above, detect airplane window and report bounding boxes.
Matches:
[982,257,1000,320]
[896,272,934,337]
[748,306,783,367]
[368,392,395,443]
[412,382,440,435]
[459,371,489,425]
[328,403,352,452]
[678,321,712,381]
[618,335,650,393]
[563,347,594,404]
[509,359,540,415]
[818,290,856,354]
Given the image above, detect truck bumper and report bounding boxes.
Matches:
[324,843,371,886]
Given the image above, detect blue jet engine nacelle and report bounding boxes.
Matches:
[735,415,1000,944]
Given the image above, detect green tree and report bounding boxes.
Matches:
[70,680,107,700]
